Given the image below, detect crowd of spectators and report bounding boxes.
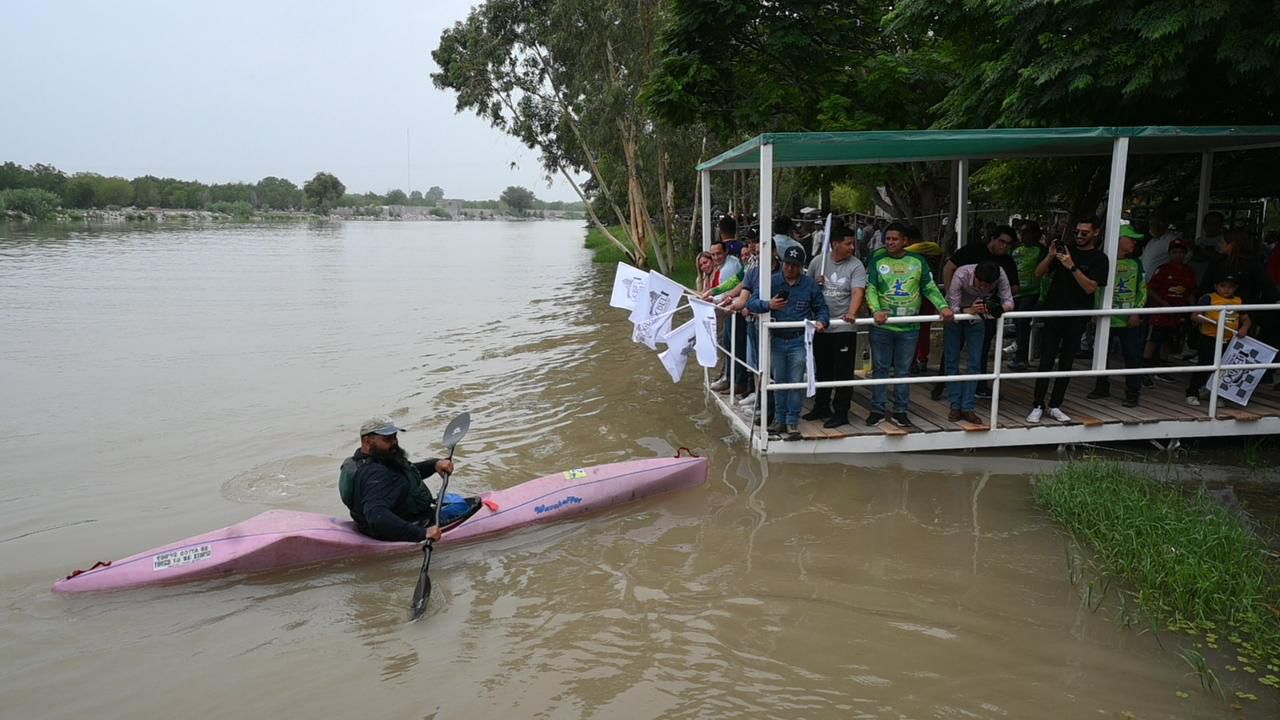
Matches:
[700,207,1279,439]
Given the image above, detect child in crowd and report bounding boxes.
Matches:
[1185,273,1252,406]
[1088,226,1146,407]
[1143,239,1196,381]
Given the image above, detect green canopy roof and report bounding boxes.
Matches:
[696,126,1280,171]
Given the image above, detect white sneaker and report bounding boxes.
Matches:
[1026,407,1043,423]
[1048,407,1072,422]
[737,392,756,406]
[1186,395,1202,407]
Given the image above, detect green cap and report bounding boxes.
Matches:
[1119,224,1144,240]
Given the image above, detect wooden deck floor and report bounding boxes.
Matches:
[719,367,1280,446]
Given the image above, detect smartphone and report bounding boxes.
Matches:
[774,288,790,301]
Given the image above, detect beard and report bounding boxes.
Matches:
[369,444,409,466]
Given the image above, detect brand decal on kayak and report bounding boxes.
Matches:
[562,469,588,480]
[152,544,213,571]
[534,496,583,515]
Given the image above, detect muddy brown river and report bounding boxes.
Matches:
[0,220,1266,718]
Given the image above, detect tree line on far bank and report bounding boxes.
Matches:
[0,162,583,220]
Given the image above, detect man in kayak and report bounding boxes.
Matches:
[339,416,455,543]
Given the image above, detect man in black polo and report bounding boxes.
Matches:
[1027,216,1110,423]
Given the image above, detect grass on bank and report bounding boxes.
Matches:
[584,224,697,289]
[1035,461,1280,695]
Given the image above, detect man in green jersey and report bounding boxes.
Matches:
[1087,225,1147,406]
[865,221,954,427]
[1009,221,1047,371]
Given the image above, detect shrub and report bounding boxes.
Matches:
[0,188,62,219]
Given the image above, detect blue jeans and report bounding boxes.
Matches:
[1013,295,1038,365]
[870,326,919,413]
[770,336,806,426]
[945,321,986,412]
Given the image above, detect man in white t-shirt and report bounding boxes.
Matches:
[1139,212,1179,281]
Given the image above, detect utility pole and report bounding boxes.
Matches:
[406,128,412,193]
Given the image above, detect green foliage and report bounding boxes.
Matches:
[209,200,255,219]
[500,185,536,215]
[1035,461,1280,666]
[429,206,449,218]
[255,176,303,210]
[0,188,62,219]
[385,189,408,205]
[303,172,345,214]
[425,186,445,204]
[830,184,872,214]
[890,0,1280,127]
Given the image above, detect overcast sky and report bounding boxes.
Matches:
[1,1,581,201]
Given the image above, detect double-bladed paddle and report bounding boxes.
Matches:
[410,411,470,621]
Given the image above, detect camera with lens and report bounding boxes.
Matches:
[983,296,1005,319]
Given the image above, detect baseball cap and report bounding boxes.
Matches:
[1168,239,1188,251]
[1119,224,1144,240]
[1216,272,1241,285]
[782,244,806,265]
[360,416,405,437]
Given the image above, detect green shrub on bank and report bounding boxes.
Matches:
[0,188,62,219]
[585,224,698,288]
[209,200,255,219]
[1035,461,1280,684]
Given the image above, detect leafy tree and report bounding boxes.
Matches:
[409,190,424,203]
[500,185,536,215]
[0,188,62,219]
[303,172,345,214]
[256,176,303,210]
[209,182,255,206]
[385,189,409,205]
[96,176,134,207]
[63,174,99,208]
[433,0,696,271]
[425,186,445,204]
[131,175,164,208]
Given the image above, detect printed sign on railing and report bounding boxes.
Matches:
[1217,336,1278,406]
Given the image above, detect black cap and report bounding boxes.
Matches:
[782,245,806,265]
[1216,272,1241,285]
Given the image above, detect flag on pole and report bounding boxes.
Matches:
[689,298,720,368]
[633,302,684,350]
[1217,335,1278,406]
[658,320,698,382]
[628,270,684,326]
[804,320,818,397]
[609,262,649,311]
[819,212,833,277]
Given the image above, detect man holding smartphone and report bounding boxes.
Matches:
[747,244,830,440]
[1027,215,1110,423]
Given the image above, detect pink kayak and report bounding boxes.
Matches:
[54,456,707,593]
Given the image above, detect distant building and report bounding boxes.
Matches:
[442,198,464,218]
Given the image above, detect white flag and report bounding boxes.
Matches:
[609,262,649,311]
[633,303,683,350]
[628,270,684,327]
[819,213,833,276]
[689,298,720,368]
[1217,335,1278,406]
[658,320,698,382]
[805,320,818,398]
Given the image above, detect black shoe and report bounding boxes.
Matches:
[823,414,850,429]
[802,406,832,421]
[1141,376,1155,389]
[891,412,913,427]
[1122,396,1139,408]
[866,412,885,426]
[909,360,922,375]
[785,430,803,441]
[1087,390,1110,400]
[930,384,945,401]
[767,421,786,434]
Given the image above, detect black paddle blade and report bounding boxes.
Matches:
[409,544,433,621]
[442,411,470,451]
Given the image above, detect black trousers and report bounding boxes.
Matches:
[812,332,857,415]
[731,313,750,391]
[1033,315,1089,408]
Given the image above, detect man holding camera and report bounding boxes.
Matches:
[1027,215,1110,423]
[945,261,1014,424]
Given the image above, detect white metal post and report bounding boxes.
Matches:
[1092,137,1129,371]
[758,144,774,450]
[955,159,969,247]
[1207,309,1229,417]
[700,170,712,252]
[1195,152,1213,240]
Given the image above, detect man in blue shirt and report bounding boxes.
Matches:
[747,244,830,440]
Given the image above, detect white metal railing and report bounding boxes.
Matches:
[705,302,1280,449]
